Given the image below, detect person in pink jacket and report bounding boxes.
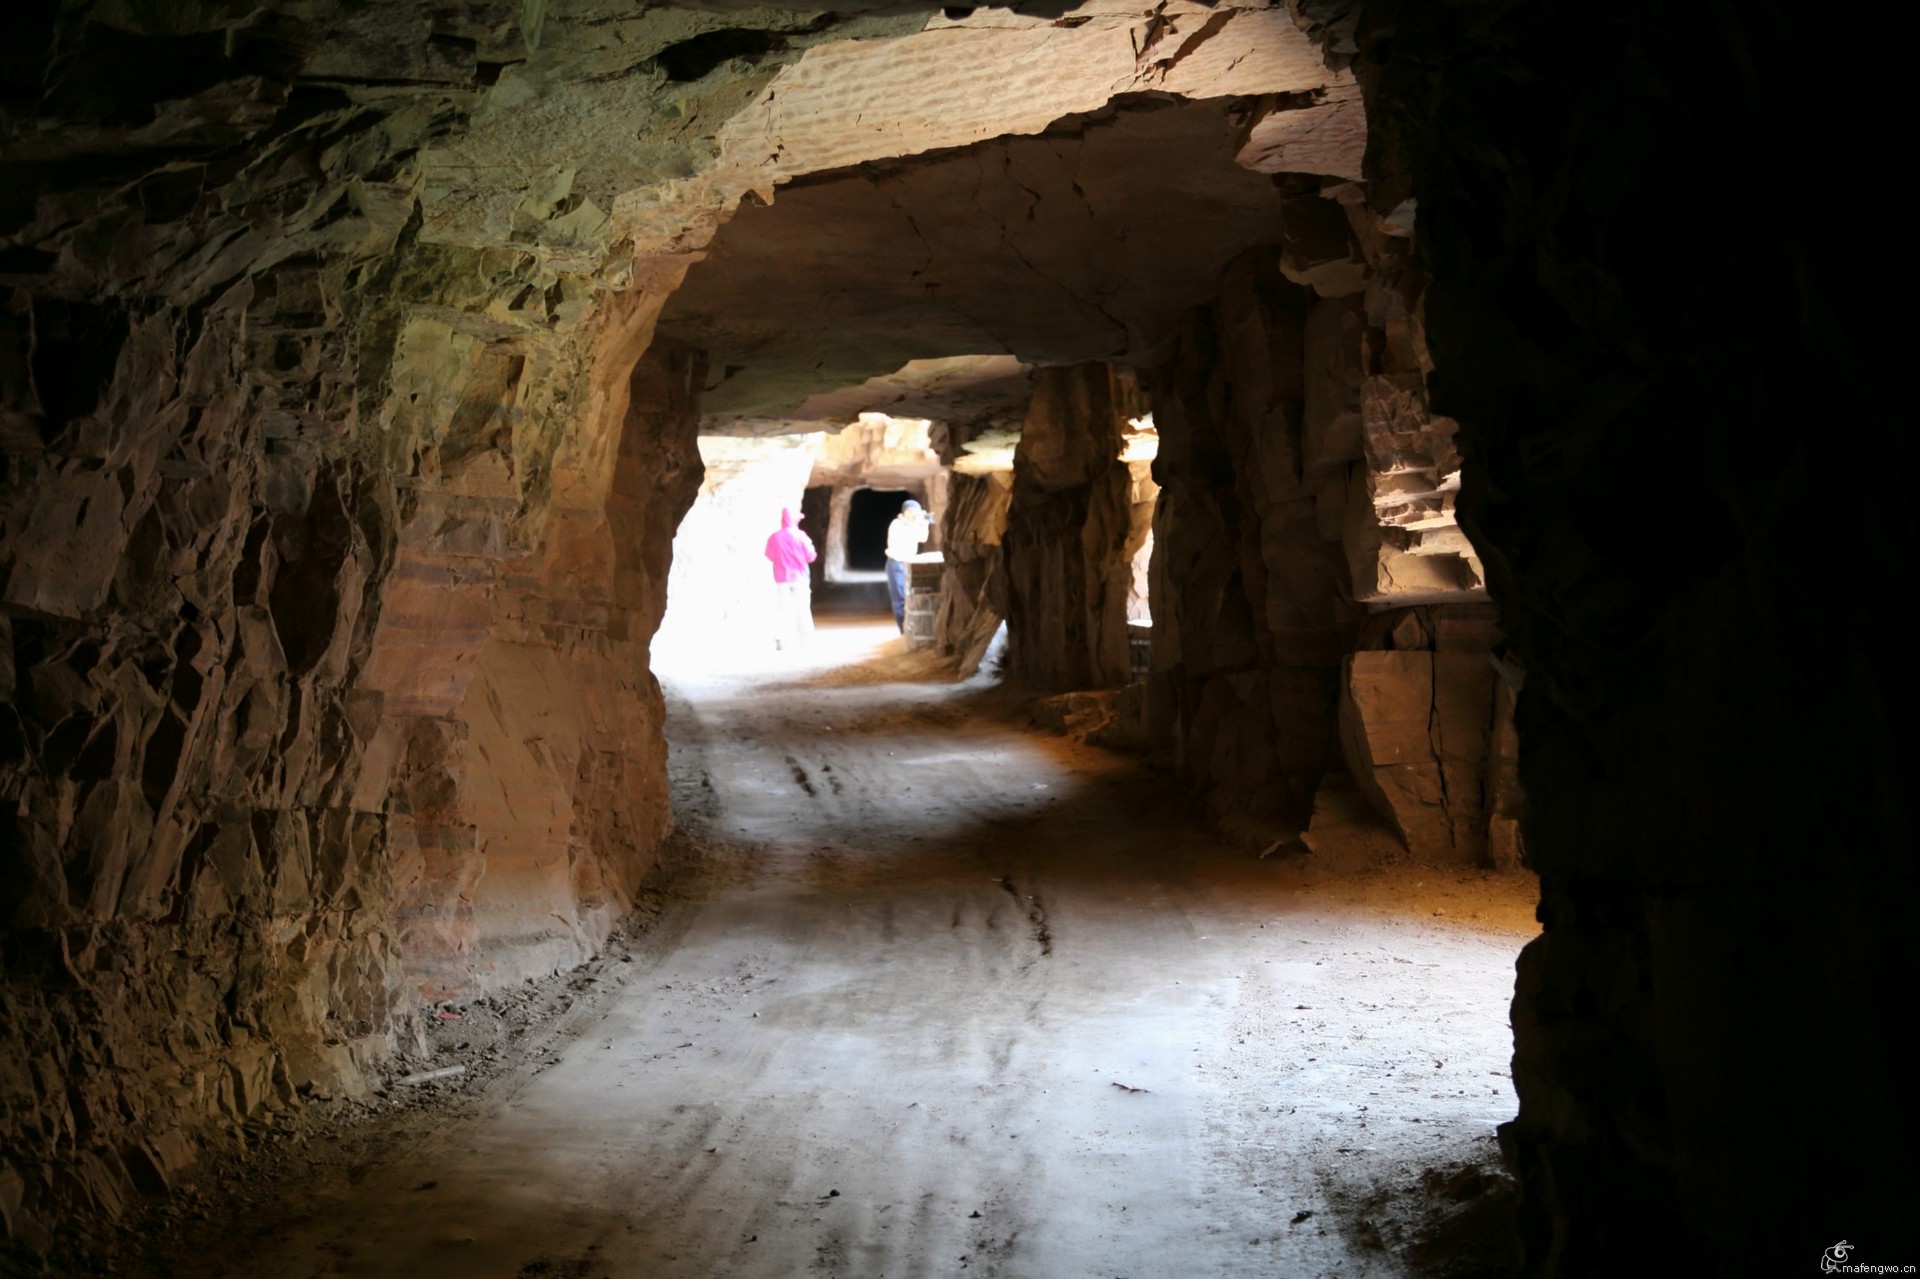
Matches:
[763,507,818,650]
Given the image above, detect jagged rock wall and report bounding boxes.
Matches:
[0,6,708,1243]
[1001,365,1151,692]
[1309,0,1916,1269]
[1145,186,1507,853]
[933,472,1013,676]
[1335,603,1508,864]
[1,88,447,1240]
[1146,250,1357,841]
[0,233,700,1250]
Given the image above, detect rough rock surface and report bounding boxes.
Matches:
[371,334,704,1001]
[1145,250,1355,840]
[1319,0,1917,1267]
[1143,183,1495,847]
[932,472,1013,676]
[1001,365,1151,692]
[1,0,701,1241]
[658,98,1291,421]
[1338,650,1493,862]
[656,0,1356,258]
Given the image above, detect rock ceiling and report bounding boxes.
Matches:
[405,0,1365,434]
[721,354,1038,438]
[661,97,1293,428]
[407,0,1362,263]
[4,0,1363,441]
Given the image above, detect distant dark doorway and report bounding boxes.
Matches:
[800,485,831,589]
[846,487,909,571]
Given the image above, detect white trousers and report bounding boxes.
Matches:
[772,579,813,649]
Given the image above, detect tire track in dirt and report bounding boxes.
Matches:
[144,622,1539,1279]
[996,874,1053,958]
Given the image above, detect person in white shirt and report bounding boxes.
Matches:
[884,499,932,632]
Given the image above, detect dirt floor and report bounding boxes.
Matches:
[95,613,1539,1279]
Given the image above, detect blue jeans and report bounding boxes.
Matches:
[886,557,908,632]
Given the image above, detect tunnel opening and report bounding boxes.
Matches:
[844,486,910,571]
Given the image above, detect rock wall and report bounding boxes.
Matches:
[1001,365,1152,692]
[1304,0,1917,1268]
[1,92,443,1240]
[369,332,702,999]
[1146,251,1358,841]
[1145,196,1509,854]
[0,236,700,1248]
[934,471,1013,675]
[0,10,707,1243]
[1335,603,1508,864]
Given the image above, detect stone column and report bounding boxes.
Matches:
[933,471,1013,675]
[1001,364,1143,692]
[1147,253,1358,841]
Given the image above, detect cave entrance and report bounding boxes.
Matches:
[844,486,909,572]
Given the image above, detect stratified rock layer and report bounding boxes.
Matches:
[0,4,710,1238]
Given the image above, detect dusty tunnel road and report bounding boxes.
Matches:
[192,620,1538,1279]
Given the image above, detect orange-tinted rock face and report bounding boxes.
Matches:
[372,339,703,999]
[0,7,713,1230]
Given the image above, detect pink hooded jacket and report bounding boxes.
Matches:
[764,508,817,584]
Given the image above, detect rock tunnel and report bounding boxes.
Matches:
[0,0,1911,1274]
